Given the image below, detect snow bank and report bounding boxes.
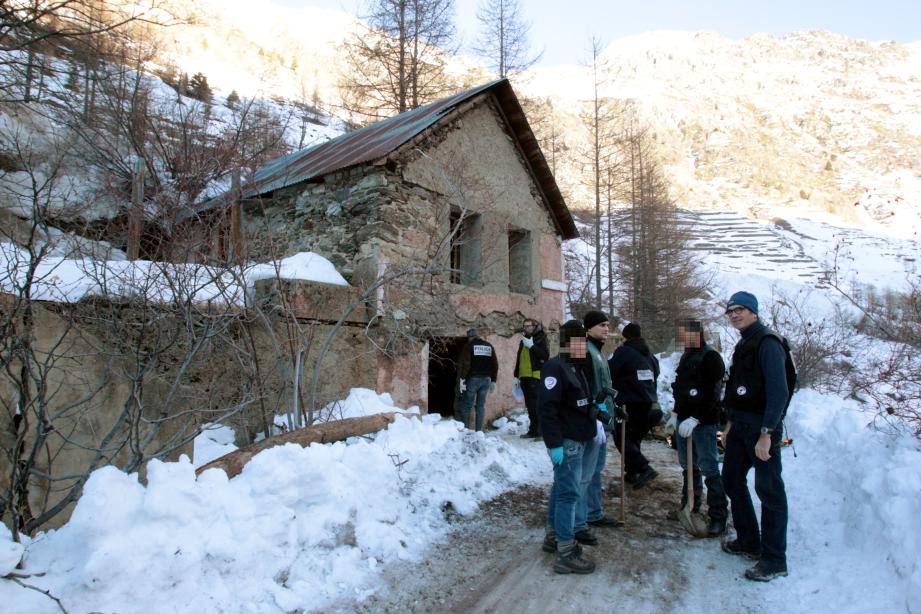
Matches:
[780,390,921,612]
[3,392,549,613]
[0,244,346,305]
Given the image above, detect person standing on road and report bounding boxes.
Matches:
[608,322,663,489]
[671,319,728,537]
[456,328,498,432]
[514,318,549,438]
[580,310,622,529]
[720,291,790,582]
[539,320,601,574]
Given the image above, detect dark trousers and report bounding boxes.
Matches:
[614,402,663,474]
[521,377,541,435]
[722,420,788,567]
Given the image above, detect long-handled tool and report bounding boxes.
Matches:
[619,420,627,525]
[678,435,709,537]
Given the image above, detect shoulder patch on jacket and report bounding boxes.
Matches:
[544,376,558,390]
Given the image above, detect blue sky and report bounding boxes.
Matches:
[283,0,921,66]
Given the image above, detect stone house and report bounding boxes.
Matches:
[192,78,578,424]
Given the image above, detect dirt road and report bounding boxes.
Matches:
[330,439,768,613]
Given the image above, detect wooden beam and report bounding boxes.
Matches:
[195,412,417,479]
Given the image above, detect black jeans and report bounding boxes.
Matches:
[614,402,663,474]
[722,420,788,567]
[521,377,541,435]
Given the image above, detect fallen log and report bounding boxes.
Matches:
[196,412,415,478]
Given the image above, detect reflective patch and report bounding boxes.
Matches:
[576,398,588,407]
[736,386,747,396]
[689,388,698,397]
[473,345,492,357]
[637,369,654,381]
[544,376,557,390]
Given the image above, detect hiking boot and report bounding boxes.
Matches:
[632,466,659,490]
[744,561,788,582]
[707,518,727,537]
[588,515,623,528]
[553,542,595,574]
[624,472,638,484]
[574,528,599,545]
[721,539,761,560]
[542,533,582,555]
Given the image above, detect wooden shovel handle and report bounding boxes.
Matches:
[686,434,694,510]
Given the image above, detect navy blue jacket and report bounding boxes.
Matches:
[608,338,660,404]
[724,321,789,431]
[539,356,596,449]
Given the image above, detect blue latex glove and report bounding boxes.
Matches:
[549,447,564,466]
[489,381,497,393]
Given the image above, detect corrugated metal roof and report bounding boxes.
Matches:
[191,79,577,239]
[243,79,503,199]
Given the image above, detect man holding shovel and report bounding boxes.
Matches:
[671,319,727,537]
[720,291,790,582]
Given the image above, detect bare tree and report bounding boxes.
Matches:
[472,0,541,78]
[338,0,458,122]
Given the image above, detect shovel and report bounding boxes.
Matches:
[678,435,710,538]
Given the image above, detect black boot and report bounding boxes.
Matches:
[707,518,727,537]
[553,541,595,574]
[705,475,728,536]
[542,531,582,555]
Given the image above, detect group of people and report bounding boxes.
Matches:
[538,291,791,584]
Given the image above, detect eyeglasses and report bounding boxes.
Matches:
[725,306,747,316]
[523,323,536,328]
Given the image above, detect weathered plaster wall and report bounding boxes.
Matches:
[0,280,377,531]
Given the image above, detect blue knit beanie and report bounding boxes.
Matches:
[727,291,759,315]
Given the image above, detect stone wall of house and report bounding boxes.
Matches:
[238,97,569,423]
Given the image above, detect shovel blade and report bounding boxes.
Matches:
[678,506,710,538]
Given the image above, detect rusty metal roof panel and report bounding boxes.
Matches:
[241,80,504,199]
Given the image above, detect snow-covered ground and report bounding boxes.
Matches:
[2,384,919,613]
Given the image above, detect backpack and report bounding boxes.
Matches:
[771,334,798,414]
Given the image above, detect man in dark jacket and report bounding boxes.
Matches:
[580,310,621,529]
[539,320,601,574]
[514,318,550,438]
[720,291,790,582]
[608,322,663,489]
[456,328,499,432]
[671,319,728,537]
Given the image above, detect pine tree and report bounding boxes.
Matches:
[188,72,212,103]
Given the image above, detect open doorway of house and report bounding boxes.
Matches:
[428,336,468,418]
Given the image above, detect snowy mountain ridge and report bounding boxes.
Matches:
[521,29,921,236]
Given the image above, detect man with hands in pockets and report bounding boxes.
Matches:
[539,319,605,574]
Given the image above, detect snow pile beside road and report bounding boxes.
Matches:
[2,395,549,613]
[782,389,921,611]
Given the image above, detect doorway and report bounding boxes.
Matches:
[428,336,468,417]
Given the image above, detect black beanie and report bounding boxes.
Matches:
[582,310,609,331]
[622,322,642,340]
[559,319,586,348]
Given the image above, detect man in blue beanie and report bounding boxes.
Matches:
[720,291,792,581]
